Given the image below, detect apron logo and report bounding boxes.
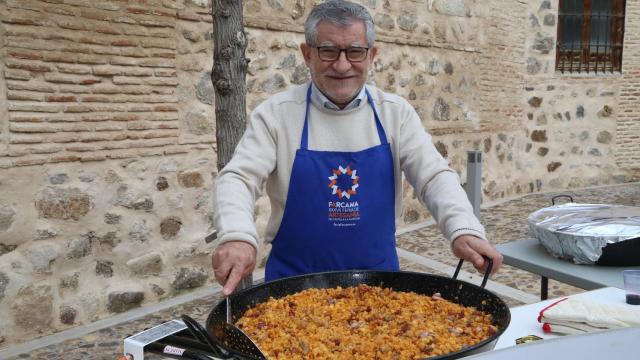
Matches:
[328,165,359,199]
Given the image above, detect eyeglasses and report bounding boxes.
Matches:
[316,46,369,62]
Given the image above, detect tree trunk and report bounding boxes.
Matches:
[212,0,248,171]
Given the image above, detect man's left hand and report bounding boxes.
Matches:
[452,235,503,275]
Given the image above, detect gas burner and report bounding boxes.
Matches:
[123,320,223,360]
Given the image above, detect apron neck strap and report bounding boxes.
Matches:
[301,84,388,150]
[365,88,388,146]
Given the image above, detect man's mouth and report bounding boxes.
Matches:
[327,75,356,80]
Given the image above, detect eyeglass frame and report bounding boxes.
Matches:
[315,46,370,62]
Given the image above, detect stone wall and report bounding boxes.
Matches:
[0,0,638,347]
[0,0,219,347]
[518,0,631,193]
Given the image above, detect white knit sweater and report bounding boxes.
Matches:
[214,83,486,249]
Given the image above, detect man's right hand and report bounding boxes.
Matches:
[212,241,256,295]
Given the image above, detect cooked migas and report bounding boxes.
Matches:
[237,285,497,360]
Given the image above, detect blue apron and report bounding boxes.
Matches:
[265,85,399,281]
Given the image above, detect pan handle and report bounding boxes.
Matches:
[452,256,493,289]
[551,194,574,205]
[181,315,231,359]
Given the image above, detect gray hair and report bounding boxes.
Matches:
[304,1,375,47]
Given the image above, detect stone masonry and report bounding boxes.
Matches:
[0,0,639,348]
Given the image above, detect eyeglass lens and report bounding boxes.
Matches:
[318,47,368,61]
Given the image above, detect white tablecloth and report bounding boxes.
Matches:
[495,287,630,349]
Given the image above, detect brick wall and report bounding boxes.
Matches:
[618,0,640,169]
[1,0,213,167]
[477,0,527,132]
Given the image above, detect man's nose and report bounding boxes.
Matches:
[332,51,352,73]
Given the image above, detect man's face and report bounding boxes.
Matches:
[301,20,377,109]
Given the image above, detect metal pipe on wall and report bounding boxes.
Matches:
[466,150,482,220]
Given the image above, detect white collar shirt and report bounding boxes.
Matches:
[310,82,367,111]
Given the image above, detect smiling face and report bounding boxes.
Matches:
[301,20,377,109]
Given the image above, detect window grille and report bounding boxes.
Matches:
[556,0,626,73]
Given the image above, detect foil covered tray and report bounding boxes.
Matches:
[528,203,640,265]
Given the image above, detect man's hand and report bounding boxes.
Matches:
[212,241,256,295]
[452,235,503,275]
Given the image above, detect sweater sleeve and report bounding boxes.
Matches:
[397,99,486,242]
[213,103,278,250]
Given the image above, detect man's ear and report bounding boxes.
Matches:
[368,46,377,64]
[300,43,312,65]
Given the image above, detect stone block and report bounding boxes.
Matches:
[375,13,395,30]
[434,141,448,158]
[67,233,93,259]
[444,62,454,75]
[116,185,154,211]
[547,161,562,172]
[59,306,77,325]
[160,216,182,239]
[171,267,207,291]
[597,105,613,118]
[35,228,58,240]
[96,260,114,278]
[36,187,92,220]
[28,244,58,273]
[397,13,418,32]
[536,114,547,125]
[433,0,465,17]
[12,284,54,333]
[156,176,169,191]
[106,291,144,313]
[185,110,213,135]
[60,272,80,290]
[0,272,9,301]
[126,252,163,276]
[543,14,555,26]
[178,170,204,188]
[532,33,554,54]
[129,220,150,242]
[528,97,543,108]
[432,97,450,121]
[527,58,541,75]
[597,131,613,144]
[97,232,120,250]
[260,74,286,94]
[531,130,547,142]
[289,64,311,85]
[0,206,17,232]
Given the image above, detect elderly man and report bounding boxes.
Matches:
[213,0,503,295]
